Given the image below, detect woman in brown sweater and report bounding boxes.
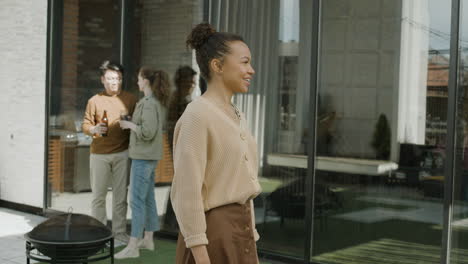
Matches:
[170,23,261,264]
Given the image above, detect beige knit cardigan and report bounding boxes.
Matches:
[170,96,262,248]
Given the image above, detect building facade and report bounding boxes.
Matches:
[1,0,468,263]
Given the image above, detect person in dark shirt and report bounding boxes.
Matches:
[167,65,197,152]
[162,65,197,233]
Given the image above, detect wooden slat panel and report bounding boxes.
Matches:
[155,133,174,183]
[48,136,63,192]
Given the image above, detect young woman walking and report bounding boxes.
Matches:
[171,23,261,264]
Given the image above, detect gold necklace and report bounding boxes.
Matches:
[232,103,241,120]
[205,96,241,120]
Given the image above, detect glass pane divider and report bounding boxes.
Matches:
[441,0,462,263]
[304,0,322,262]
[44,0,64,214]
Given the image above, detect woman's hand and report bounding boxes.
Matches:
[191,245,211,264]
[119,120,137,131]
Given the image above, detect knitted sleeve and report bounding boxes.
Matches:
[170,109,209,248]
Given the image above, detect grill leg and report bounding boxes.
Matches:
[26,242,30,264]
[111,238,114,264]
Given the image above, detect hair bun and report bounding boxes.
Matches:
[186,23,216,50]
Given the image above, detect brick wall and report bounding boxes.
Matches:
[140,0,203,80]
[0,1,48,207]
[76,0,120,108]
[61,0,79,113]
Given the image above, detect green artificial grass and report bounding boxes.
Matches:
[113,239,176,264]
[311,238,468,264]
[258,176,285,193]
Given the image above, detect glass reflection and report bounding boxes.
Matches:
[48,0,205,234]
[48,0,120,212]
[450,1,468,263]
[210,0,311,258]
[312,1,453,263]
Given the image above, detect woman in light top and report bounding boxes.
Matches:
[171,23,261,264]
[115,67,170,259]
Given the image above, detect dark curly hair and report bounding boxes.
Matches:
[186,23,244,81]
[139,67,171,107]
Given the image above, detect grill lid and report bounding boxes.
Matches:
[26,212,112,244]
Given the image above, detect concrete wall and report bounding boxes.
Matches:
[320,0,401,158]
[0,1,48,207]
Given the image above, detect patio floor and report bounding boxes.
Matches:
[0,207,277,264]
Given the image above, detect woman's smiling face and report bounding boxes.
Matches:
[219,41,255,94]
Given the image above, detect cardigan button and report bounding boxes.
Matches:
[240,133,246,140]
[244,154,248,161]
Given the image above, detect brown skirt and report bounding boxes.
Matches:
[175,202,259,264]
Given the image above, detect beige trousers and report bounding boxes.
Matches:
[90,150,129,234]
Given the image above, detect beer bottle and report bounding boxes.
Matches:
[101,110,109,137]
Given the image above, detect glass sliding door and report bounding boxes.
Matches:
[311,1,454,263]
[209,0,313,258]
[450,1,468,263]
[48,0,121,213]
[46,0,206,231]
[126,0,206,233]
